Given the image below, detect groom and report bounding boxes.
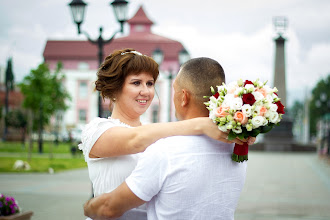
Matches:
[84,57,249,219]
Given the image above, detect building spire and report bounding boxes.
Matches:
[127,5,153,34]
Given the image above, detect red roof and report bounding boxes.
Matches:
[43,34,183,61]
[128,6,153,25]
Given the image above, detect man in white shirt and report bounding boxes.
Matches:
[84,57,250,220]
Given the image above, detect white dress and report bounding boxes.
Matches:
[79,117,140,196]
[79,117,146,220]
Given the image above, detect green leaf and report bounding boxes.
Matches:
[260,125,274,133]
[237,133,245,140]
[251,129,261,137]
[228,130,238,140]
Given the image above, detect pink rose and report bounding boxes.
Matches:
[215,106,230,117]
[256,88,267,97]
[228,87,236,94]
[259,106,267,116]
[234,111,248,125]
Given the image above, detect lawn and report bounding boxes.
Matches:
[0,141,78,154]
[0,141,87,173]
[0,157,87,173]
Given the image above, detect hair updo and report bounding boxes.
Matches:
[95,48,159,101]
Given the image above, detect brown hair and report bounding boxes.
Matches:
[95,48,159,100]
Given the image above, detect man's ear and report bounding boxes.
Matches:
[181,89,190,107]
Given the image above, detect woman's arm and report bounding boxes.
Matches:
[89,117,245,158]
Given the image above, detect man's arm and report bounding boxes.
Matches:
[84,182,146,220]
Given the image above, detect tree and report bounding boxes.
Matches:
[2,57,14,141]
[19,62,70,153]
[309,74,330,137]
[5,109,27,146]
[290,100,304,125]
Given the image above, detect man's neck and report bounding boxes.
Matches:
[181,107,209,120]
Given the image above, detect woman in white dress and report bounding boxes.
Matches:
[79,48,246,219]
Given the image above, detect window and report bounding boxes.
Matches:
[79,109,87,123]
[135,25,145,32]
[79,82,88,99]
[78,62,89,70]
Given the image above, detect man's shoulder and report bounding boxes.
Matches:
[150,135,234,153]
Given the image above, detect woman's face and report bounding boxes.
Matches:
[116,72,155,118]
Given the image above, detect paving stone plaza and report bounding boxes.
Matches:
[1,152,330,220]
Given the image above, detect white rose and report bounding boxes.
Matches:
[252,91,264,101]
[269,103,278,112]
[209,101,217,111]
[262,117,268,126]
[251,116,265,129]
[263,85,272,94]
[218,125,228,132]
[232,126,242,134]
[234,87,244,97]
[265,94,274,104]
[222,94,234,107]
[209,109,216,121]
[242,104,252,117]
[245,84,255,92]
[230,97,243,111]
[267,111,279,124]
[226,124,233,130]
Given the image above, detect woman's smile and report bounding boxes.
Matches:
[136,99,148,105]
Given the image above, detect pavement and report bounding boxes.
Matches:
[1,151,330,220]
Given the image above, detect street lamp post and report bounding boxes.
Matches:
[68,0,129,117]
[152,47,190,122]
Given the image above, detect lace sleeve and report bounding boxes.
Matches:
[78,117,122,162]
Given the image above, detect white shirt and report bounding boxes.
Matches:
[126,135,247,220]
[78,117,140,197]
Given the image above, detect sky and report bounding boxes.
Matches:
[0,0,330,107]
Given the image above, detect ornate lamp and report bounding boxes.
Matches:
[178,48,190,65]
[152,47,164,65]
[68,0,129,117]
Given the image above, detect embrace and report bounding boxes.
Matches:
[79,48,255,220]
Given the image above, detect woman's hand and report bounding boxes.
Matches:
[246,136,256,145]
[198,117,244,145]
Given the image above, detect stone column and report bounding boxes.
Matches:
[262,34,293,151]
[273,35,287,106]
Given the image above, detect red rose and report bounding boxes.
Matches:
[275,101,285,114]
[242,93,256,105]
[213,92,219,99]
[244,80,254,86]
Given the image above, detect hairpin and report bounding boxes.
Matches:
[121,51,143,56]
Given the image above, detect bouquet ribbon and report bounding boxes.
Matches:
[232,142,249,162]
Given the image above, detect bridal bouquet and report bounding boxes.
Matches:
[204,79,285,162]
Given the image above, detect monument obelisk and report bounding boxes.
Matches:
[263,17,294,151]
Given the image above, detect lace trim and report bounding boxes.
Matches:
[78,117,132,162]
[107,117,132,128]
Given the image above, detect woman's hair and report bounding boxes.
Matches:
[95,48,159,100]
